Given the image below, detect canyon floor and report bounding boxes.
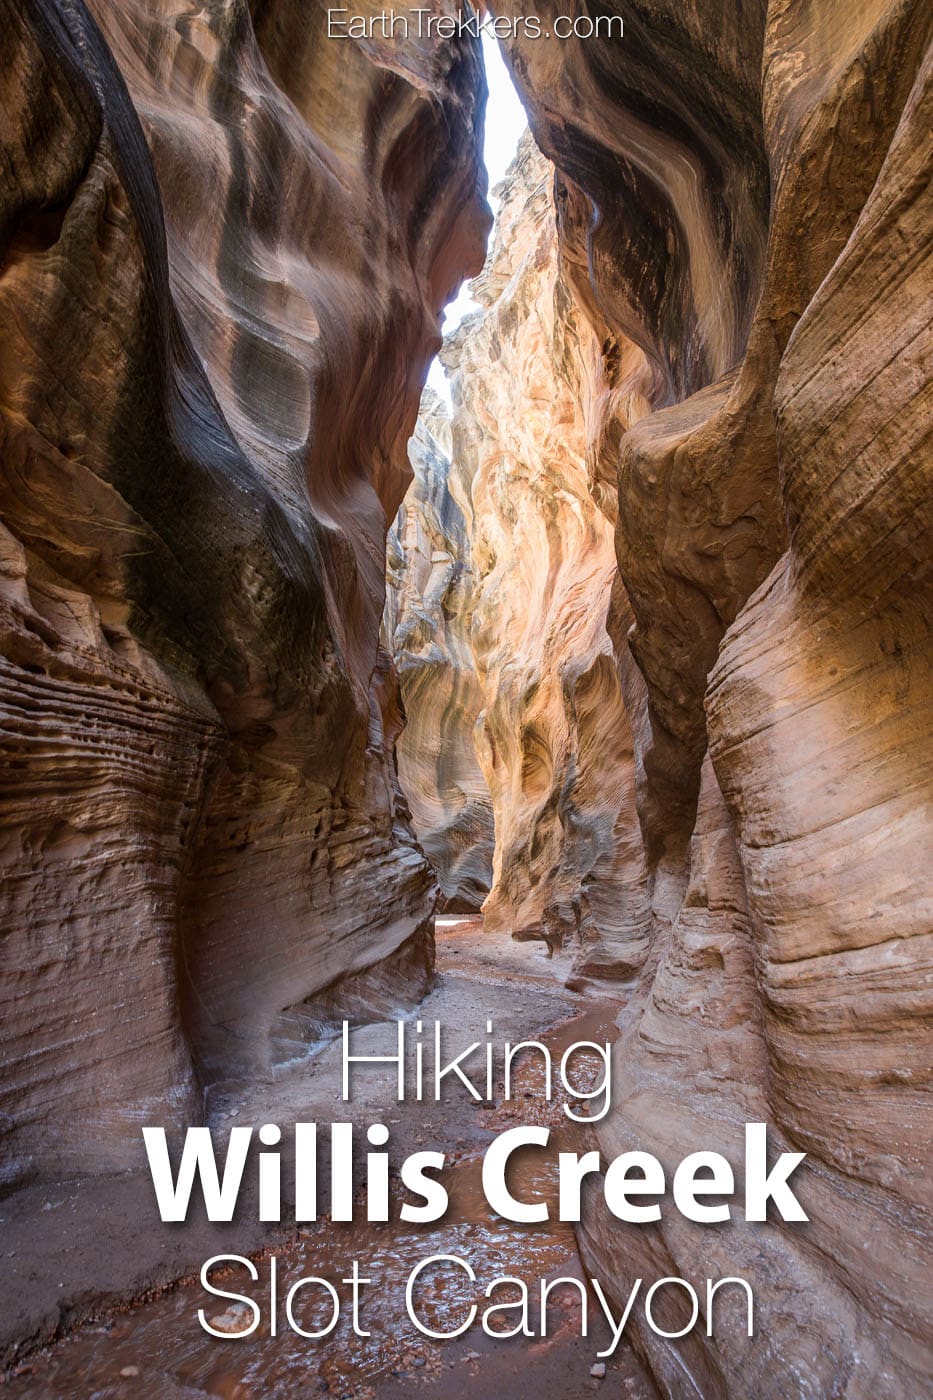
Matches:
[2,921,656,1398]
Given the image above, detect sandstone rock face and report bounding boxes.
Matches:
[2,0,930,1390]
[0,0,488,1185]
[487,2,932,1394]
[441,134,651,977]
[384,390,494,910]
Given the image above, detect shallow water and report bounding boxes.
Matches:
[4,932,654,1399]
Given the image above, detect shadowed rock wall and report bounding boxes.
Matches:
[484,2,932,1393]
[0,0,488,1184]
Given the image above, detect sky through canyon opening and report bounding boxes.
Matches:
[427,32,528,403]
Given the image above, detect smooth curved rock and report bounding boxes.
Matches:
[384,390,494,910]
[442,134,651,978]
[489,2,932,1393]
[0,0,488,1184]
[1,1,930,1391]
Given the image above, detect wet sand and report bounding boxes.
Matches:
[3,922,656,1398]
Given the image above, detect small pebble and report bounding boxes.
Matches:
[590,1362,607,1379]
[120,1367,141,1378]
[207,1303,252,1335]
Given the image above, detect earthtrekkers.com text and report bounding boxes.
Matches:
[327,9,624,40]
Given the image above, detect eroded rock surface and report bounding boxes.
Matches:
[441,134,651,978]
[384,390,494,910]
[0,0,488,1185]
[1,0,930,1391]
[487,1,933,1394]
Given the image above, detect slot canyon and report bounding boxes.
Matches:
[0,1,930,1397]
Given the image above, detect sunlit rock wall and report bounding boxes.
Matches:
[0,0,488,1185]
[384,390,494,910]
[443,134,652,980]
[491,1,933,1393]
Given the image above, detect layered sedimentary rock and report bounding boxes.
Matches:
[2,0,931,1389]
[0,0,488,1185]
[486,2,933,1394]
[384,390,494,909]
[442,133,651,977]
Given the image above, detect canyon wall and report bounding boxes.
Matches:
[440,134,652,980]
[487,1,932,1394]
[387,137,654,975]
[384,390,494,909]
[0,0,488,1185]
[1,0,930,1390]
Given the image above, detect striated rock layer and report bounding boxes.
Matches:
[0,0,489,1186]
[384,390,494,910]
[487,1,933,1394]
